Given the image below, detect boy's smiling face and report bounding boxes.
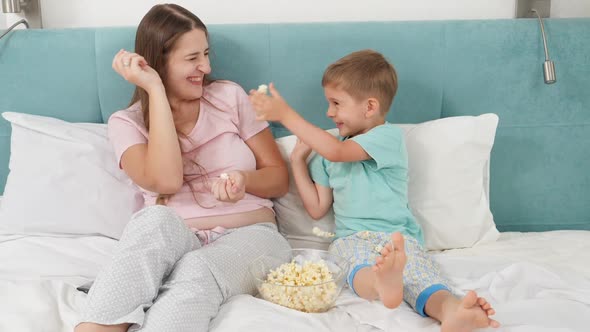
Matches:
[323,85,373,138]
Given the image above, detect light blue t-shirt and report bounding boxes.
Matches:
[309,123,424,244]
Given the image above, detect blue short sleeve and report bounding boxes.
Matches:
[350,124,404,170]
[308,154,330,187]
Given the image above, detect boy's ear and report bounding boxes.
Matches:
[365,98,381,118]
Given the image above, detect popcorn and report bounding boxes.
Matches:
[259,259,338,313]
[312,226,335,238]
[219,173,229,180]
[257,84,268,94]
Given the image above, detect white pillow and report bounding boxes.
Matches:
[406,114,499,250]
[0,112,143,238]
[273,129,339,250]
[273,114,500,250]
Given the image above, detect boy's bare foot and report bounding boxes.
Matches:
[372,232,406,308]
[441,290,500,332]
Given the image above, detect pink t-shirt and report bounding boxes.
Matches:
[107,81,274,220]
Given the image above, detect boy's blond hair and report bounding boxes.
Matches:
[322,49,398,114]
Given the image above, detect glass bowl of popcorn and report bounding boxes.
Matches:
[249,249,349,313]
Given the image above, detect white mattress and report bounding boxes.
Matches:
[1,230,589,332]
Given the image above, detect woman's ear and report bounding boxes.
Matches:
[365,98,381,118]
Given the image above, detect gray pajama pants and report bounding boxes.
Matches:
[78,205,291,331]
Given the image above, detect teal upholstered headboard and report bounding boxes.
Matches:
[1,19,589,232]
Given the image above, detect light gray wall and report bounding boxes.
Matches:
[39,0,516,28]
[552,0,590,18]
[2,0,589,30]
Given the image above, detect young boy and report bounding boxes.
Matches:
[249,49,499,332]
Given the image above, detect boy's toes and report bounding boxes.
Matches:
[462,291,478,308]
[375,256,385,265]
[392,232,404,251]
[490,319,500,328]
[381,243,393,255]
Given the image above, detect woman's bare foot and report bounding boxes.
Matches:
[441,291,500,332]
[75,322,130,332]
[372,232,406,308]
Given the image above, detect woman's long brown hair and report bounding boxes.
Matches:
[129,4,213,206]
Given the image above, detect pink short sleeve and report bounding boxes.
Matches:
[235,85,269,141]
[107,110,148,167]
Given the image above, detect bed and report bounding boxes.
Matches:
[2,230,589,331]
[1,19,589,331]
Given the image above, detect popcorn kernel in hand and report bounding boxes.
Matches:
[219,173,229,180]
[257,84,269,94]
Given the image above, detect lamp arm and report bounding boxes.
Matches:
[0,18,29,40]
[531,9,550,61]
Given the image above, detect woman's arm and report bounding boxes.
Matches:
[114,50,183,193]
[242,128,289,198]
[119,86,183,194]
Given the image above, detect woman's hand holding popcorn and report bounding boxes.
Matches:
[249,83,293,122]
[212,171,246,203]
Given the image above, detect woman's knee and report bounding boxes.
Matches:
[257,223,291,251]
[166,250,214,284]
[119,205,195,251]
[125,205,184,231]
[132,205,180,222]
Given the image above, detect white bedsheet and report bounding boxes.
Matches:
[1,231,589,332]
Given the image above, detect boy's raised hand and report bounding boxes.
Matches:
[249,83,292,122]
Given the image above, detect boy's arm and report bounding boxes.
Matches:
[249,83,370,163]
[291,157,333,220]
[283,111,369,163]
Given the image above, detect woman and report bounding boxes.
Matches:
[75,4,290,332]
